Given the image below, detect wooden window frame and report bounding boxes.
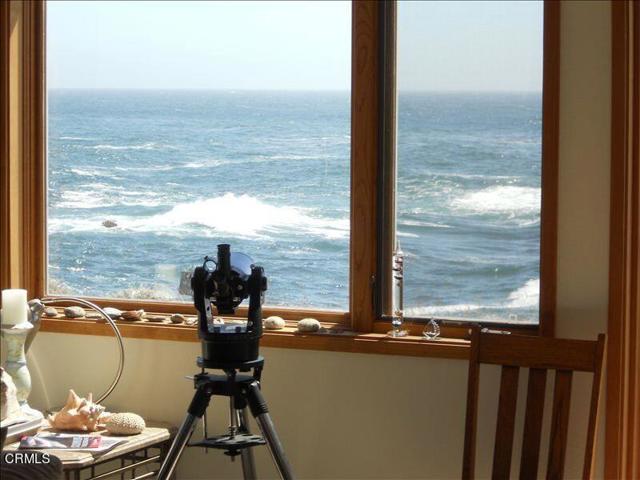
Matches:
[1,0,560,358]
[606,1,639,477]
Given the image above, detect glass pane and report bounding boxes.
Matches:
[46,1,351,310]
[397,1,543,322]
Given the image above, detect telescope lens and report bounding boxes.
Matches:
[204,259,216,273]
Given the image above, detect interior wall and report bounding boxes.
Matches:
[20,2,611,479]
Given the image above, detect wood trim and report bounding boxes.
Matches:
[43,295,349,324]
[0,1,10,291]
[39,317,470,360]
[21,0,46,299]
[350,1,380,332]
[606,1,640,478]
[0,0,45,295]
[539,0,561,337]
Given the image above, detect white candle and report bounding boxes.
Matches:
[1,289,28,326]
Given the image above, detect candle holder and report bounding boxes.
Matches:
[0,300,45,419]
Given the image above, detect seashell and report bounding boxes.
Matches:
[264,316,285,330]
[44,307,58,317]
[105,412,146,435]
[64,306,86,318]
[297,318,321,332]
[104,307,122,319]
[48,390,108,432]
[145,315,167,323]
[170,314,185,324]
[85,312,102,320]
[121,310,144,321]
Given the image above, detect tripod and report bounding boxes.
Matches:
[157,357,294,480]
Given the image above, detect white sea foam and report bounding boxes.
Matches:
[399,220,451,229]
[452,186,540,216]
[50,193,349,240]
[89,142,159,151]
[405,278,540,318]
[55,185,164,209]
[506,278,539,308]
[59,136,93,141]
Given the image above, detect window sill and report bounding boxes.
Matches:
[39,316,470,360]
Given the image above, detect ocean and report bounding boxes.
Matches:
[47,90,541,322]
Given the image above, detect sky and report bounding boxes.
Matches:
[47,0,542,92]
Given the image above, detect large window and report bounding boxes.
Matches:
[1,1,558,348]
[46,1,351,310]
[396,1,543,323]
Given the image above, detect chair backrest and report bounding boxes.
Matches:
[462,329,606,480]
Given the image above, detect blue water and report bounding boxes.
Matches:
[48,90,540,321]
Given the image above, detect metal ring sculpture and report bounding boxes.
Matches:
[42,297,124,405]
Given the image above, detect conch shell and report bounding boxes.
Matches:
[48,390,111,431]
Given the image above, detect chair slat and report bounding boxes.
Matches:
[492,365,520,480]
[519,368,548,480]
[582,334,606,479]
[462,328,481,480]
[547,370,573,480]
[479,335,598,372]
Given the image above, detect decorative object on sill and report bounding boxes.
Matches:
[387,246,409,338]
[48,390,110,432]
[423,319,441,341]
[105,412,145,435]
[104,307,122,319]
[1,291,45,420]
[42,297,124,405]
[146,314,167,323]
[1,289,28,325]
[264,316,285,330]
[64,306,86,318]
[170,313,185,324]
[121,309,145,321]
[185,316,197,326]
[86,312,103,320]
[297,318,321,332]
[102,219,118,228]
[44,306,58,317]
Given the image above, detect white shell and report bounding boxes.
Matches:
[105,412,146,435]
[264,316,285,330]
[103,307,123,319]
[64,306,86,318]
[297,318,321,332]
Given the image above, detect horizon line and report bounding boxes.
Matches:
[48,87,543,94]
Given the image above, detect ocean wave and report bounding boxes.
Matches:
[50,193,349,240]
[88,142,165,151]
[405,278,539,318]
[54,185,164,209]
[452,186,540,216]
[506,278,539,308]
[399,219,451,229]
[59,136,93,141]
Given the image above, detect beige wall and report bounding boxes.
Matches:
[22,2,612,479]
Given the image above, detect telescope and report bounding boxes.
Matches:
[191,243,267,366]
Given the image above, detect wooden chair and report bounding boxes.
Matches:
[462,329,606,480]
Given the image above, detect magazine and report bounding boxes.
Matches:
[19,434,127,454]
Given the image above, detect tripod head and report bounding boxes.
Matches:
[191,244,267,366]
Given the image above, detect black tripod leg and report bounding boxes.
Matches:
[245,381,295,480]
[157,383,213,480]
[238,407,257,480]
